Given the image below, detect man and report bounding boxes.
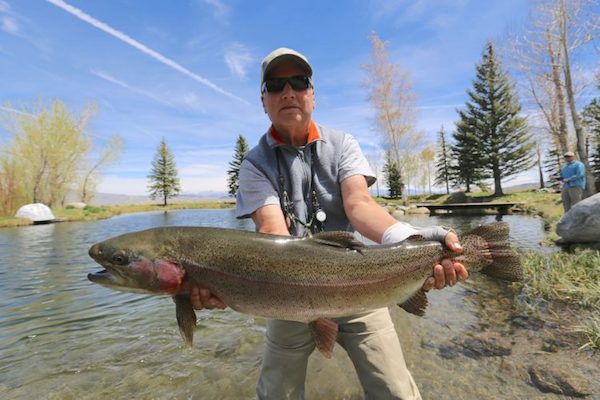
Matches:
[560,151,586,212]
[191,48,468,400]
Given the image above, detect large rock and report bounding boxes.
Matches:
[556,193,600,243]
[15,203,55,223]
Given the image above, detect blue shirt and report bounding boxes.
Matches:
[561,160,586,189]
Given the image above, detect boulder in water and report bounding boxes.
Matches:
[556,193,600,243]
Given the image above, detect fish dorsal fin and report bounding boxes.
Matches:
[309,318,339,359]
[175,294,197,346]
[405,234,426,242]
[398,289,429,316]
[312,231,365,252]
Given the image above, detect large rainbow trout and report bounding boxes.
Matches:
[88,222,522,357]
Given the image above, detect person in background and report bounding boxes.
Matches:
[190,47,468,400]
[559,151,586,212]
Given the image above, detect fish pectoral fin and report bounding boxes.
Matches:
[312,231,365,252]
[175,294,197,346]
[398,289,429,316]
[309,318,339,359]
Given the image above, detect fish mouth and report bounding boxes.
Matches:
[87,269,155,294]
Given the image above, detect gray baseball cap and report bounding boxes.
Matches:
[564,151,575,157]
[261,47,312,84]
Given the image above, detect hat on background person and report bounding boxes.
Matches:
[261,48,312,84]
[564,151,575,157]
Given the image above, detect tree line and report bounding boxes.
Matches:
[364,0,599,199]
[0,100,123,216]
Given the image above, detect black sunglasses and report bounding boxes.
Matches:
[262,75,312,93]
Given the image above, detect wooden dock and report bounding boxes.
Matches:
[413,202,524,215]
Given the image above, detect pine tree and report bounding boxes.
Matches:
[383,150,403,199]
[451,120,489,193]
[543,147,562,190]
[227,134,249,197]
[457,42,534,196]
[434,126,453,194]
[583,98,600,187]
[147,138,181,206]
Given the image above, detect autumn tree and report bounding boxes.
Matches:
[456,42,534,196]
[227,134,249,197]
[0,100,96,209]
[363,33,421,204]
[147,138,181,206]
[419,145,436,194]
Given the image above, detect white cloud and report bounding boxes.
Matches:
[202,0,230,19]
[90,69,206,112]
[46,0,248,104]
[1,16,18,34]
[224,43,254,79]
[0,1,10,13]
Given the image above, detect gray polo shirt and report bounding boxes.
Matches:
[236,122,375,236]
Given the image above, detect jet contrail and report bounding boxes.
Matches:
[46,0,249,105]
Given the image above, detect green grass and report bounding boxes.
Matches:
[577,316,600,351]
[520,250,600,309]
[519,250,600,351]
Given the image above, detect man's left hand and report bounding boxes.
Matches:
[422,231,468,291]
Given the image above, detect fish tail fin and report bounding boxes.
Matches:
[309,318,338,359]
[463,222,523,282]
[175,294,197,346]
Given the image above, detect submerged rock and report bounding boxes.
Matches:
[457,332,512,358]
[528,363,592,397]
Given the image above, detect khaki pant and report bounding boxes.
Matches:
[256,308,421,400]
[561,185,584,212]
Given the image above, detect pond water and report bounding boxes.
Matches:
[0,209,576,399]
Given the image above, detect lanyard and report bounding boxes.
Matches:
[275,146,326,237]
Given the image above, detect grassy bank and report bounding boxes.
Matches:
[520,250,600,350]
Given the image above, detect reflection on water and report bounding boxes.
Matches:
[0,210,558,399]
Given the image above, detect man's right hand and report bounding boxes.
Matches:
[189,287,226,310]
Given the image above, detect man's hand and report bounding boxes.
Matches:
[189,287,226,310]
[422,231,468,291]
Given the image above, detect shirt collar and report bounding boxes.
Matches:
[268,121,322,147]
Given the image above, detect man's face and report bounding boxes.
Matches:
[565,156,574,163]
[261,62,315,131]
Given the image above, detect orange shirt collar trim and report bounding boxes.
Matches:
[270,121,320,146]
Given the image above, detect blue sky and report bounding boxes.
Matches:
[0,0,594,196]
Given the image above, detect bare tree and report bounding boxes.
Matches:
[363,33,422,203]
[419,145,436,194]
[80,135,124,203]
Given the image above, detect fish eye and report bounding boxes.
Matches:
[111,252,128,265]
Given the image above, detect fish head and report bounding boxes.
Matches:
[87,231,185,295]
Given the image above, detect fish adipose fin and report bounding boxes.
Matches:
[175,295,197,346]
[464,222,523,282]
[309,318,339,359]
[312,232,365,252]
[399,289,429,316]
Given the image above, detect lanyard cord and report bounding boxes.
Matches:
[275,146,324,236]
